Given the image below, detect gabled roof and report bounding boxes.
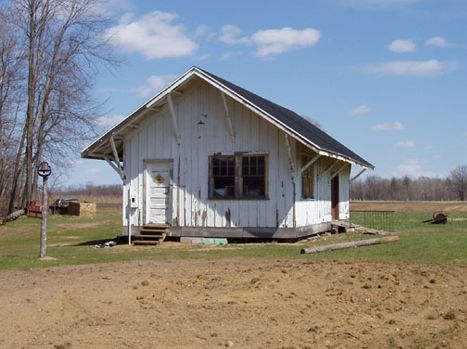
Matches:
[81,66,373,169]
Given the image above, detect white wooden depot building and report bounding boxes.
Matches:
[81,67,373,240]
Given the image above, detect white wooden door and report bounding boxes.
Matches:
[145,162,171,225]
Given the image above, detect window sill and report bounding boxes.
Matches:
[208,197,270,201]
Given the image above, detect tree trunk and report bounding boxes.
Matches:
[8,124,27,213]
[24,0,38,206]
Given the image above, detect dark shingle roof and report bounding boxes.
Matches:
[198,68,373,169]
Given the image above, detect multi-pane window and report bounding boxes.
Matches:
[211,156,235,198]
[301,155,315,199]
[209,154,268,199]
[242,156,265,198]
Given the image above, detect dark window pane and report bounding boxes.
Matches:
[257,164,264,175]
[228,159,234,176]
[243,176,265,198]
[258,157,264,167]
[211,155,235,199]
[241,155,266,198]
[242,157,249,175]
[301,164,315,199]
[213,176,235,198]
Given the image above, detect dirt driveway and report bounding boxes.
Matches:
[0,259,466,349]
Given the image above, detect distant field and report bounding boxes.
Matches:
[49,196,467,213]
[351,200,467,212]
[50,194,122,210]
[50,194,121,204]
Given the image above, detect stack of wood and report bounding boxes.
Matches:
[79,203,96,217]
[67,202,96,216]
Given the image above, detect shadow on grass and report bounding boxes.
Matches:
[73,235,128,247]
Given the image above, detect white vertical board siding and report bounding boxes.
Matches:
[121,79,342,228]
[294,157,337,227]
[339,164,351,220]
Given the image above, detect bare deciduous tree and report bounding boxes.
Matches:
[447,165,467,201]
[350,173,464,202]
[0,0,118,216]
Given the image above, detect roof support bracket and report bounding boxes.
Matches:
[104,156,123,179]
[109,135,124,180]
[300,153,320,175]
[350,168,367,182]
[321,159,340,177]
[167,93,181,145]
[221,92,235,142]
[284,134,296,179]
[331,163,347,180]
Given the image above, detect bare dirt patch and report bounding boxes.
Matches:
[0,259,466,348]
[351,200,467,212]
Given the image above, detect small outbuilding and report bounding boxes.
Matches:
[81,67,373,240]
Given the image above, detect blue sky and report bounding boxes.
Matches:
[70,0,467,186]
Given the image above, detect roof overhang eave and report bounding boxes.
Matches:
[81,66,374,170]
[193,69,374,170]
[81,66,199,159]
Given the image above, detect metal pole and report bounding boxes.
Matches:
[128,187,132,245]
[40,176,48,258]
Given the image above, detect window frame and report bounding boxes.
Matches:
[301,154,316,200]
[208,152,269,200]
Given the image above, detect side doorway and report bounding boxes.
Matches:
[331,175,339,220]
[144,160,172,225]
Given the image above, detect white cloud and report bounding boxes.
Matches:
[90,0,134,16]
[373,121,405,131]
[364,59,456,77]
[387,39,416,53]
[251,27,321,57]
[104,11,198,59]
[396,140,415,148]
[195,24,216,40]
[425,36,455,48]
[195,24,209,37]
[221,51,236,60]
[302,115,324,130]
[133,74,177,98]
[349,105,371,116]
[95,115,125,127]
[393,159,421,176]
[335,0,421,8]
[196,54,210,61]
[218,25,250,45]
[392,159,441,177]
[218,25,321,57]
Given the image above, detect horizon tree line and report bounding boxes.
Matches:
[351,165,467,201]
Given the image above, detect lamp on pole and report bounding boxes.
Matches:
[38,161,51,258]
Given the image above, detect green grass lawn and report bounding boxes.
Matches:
[0,210,466,271]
